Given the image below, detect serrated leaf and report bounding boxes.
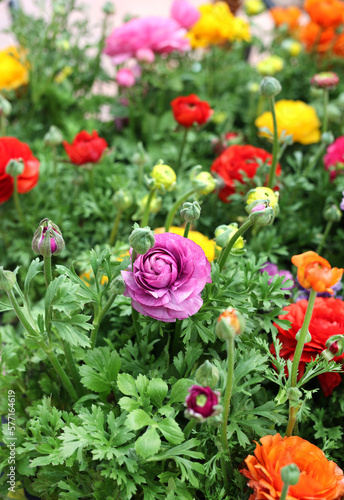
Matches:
[169,379,193,405]
[125,409,154,430]
[118,397,141,412]
[135,427,161,458]
[117,373,138,397]
[24,258,43,299]
[147,378,168,407]
[158,418,184,445]
[79,347,121,393]
[53,320,91,347]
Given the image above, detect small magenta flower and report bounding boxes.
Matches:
[32,219,65,257]
[116,68,136,88]
[170,0,200,29]
[185,385,221,421]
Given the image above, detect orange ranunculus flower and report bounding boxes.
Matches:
[304,0,344,28]
[270,6,302,32]
[299,22,336,53]
[241,434,344,500]
[0,46,29,92]
[292,251,343,293]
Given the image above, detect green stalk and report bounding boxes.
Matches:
[62,340,85,397]
[176,128,189,172]
[171,319,182,360]
[303,143,326,177]
[141,188,156,227]
[218,219,254,271]
[280,483,290,500]
[285,288,317,437]
[88,168,95,196]
[322,90,329,134]
[91,290,120,349]
[316,221,332,254]
[267,97,279,189]
[43,255,53,288]
[183,222,191,238]
[109,208,123,246]
[164,189,196,232]
[0,114,5,136]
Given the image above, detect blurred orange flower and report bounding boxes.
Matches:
[270,6,302,32]
[304,0,344,28]
[241,433,344,500]
[292,251,343,293]
[300,22,336,53]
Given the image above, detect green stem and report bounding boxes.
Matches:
[164,189,196,232]
[62,341,84,397]
[322,90,329,134]
[303,143,326,177]
[183,222,191,238]
[141,189,156,227]
[43,255,53,288]
[0,114,5,136]
[91,290,120,349]
[267,97,279,189]
[316,220,332,255]
[7,289,39,338]
[88,169,95,196]
[286,288,317,437]
[171,319,182,360]
[176,128,189,172]
[280,483,290,500]
[219,336,235,491]
[184,419,197,440]
[132,306,141,341]
[109,208,123,246]
[218,219,254,271]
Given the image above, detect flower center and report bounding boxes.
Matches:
[196,394,207,407]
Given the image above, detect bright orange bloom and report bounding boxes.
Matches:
[291,251,343,293]
[304,0,344,28]
[241,434,344,500]
[270,6,302,32]
[299,22,336,53]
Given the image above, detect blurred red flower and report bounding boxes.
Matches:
[63,130,108,166]
[170,94,213,128]
[0,137,40,204]
[210,144,281,203]
[272,297,344,396]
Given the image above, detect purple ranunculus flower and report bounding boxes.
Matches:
[260,261,295,290]
[121,233,211,322]
[185,385,221,421]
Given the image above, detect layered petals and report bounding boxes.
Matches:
[292,251,343,293]
[171,94,213,128]
[63,130,108,166]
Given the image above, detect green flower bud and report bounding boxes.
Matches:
[216,308,245,340]
[259,76,282,98]
[150,162,176,191]
[192,171,216,195]
[0,267,16,292]
[103,1,115,14]
[286,387,302,402]
[295,328,311,343]
[195,360,220,388]
[323,204,342,222]
[44,125,64,147]
[180,201,201,222]
[5,158,24,177]
[32,219,65,257]
[247,200,275,227]
[321,131,334,146]
[214,223,244,250]
[111,275,126,295]
[0,95,12,117]
[321,334,344,361]
[112,189,132,210]
[281,463,300,486]
[129,223,155,255]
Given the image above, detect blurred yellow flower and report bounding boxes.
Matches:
[255,99,321,145]
[154,226,216,262]
[0,46,29,91]
[256,55,284,76]
[246,187,279,211]
[54,66,73,84]
[187,2,251,48]
[281,39,302,57]
[244,0,265,16]
[80,270,109,287]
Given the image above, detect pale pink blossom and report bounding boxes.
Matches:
[116,68,135,88]
[136,48,155,63]
[171,0,200,29]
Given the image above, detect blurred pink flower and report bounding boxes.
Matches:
[324,136,344,180]
[136,48,155,63]
[104,16,190,65]
[171,0,200,29]
[116,68,135,87]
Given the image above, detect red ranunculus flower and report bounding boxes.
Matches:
[0,137,40,205]
[63,130,108,166]
[210,144,281,203]
[170,94,213,128]
[272,297,344,396]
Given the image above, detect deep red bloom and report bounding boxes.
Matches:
[272,297,344,396]
[185,385,220,420]
[170,94,213,128]
[210,144,281,203]
[0,137,40,204]
[63,130,108,166]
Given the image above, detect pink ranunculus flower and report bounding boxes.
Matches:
[136,48,155,63]
[185,385,221,421]
[171,0,200,29]
[121,233,211,322]
[104,16,190,66]
[324,136,344,180]
[116,68,136,88]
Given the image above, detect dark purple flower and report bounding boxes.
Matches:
[185,385,220,420]
[121,233,211,322]
[260,262,295,290]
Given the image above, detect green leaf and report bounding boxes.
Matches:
[24,258,44,299]
[169,379,193,405]
[53,318,91,348]
[118,397,141,412]
[125,409,154,430]
[147,378,168,407]
[135,427,161,458]
[117,373,138,397]
[158,418,184,445]
[79,347,121,393]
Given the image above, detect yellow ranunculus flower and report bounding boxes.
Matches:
[0,46,29,91]
[151,163,176,191]
[255,99,321,145]
[154,226,216,262]
[246,187,279,212]
[244,0,265,16]
[187,2,251,49]
[256,55,284,76]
